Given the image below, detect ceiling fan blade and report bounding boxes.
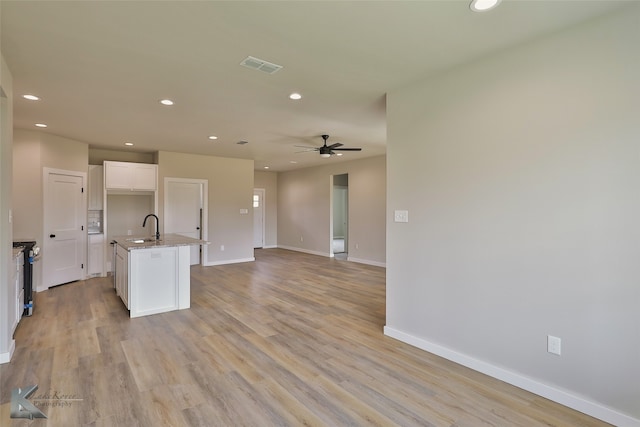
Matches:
[295,149,318,153]
[327,142,343,149]
[331,147,362,151]
[294,145,319,149]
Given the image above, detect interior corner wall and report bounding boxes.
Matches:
[157,151,254,265]
[278,155,386,265]
[254,170,278,248]
[0,52,15,363]
[386,4,640,425]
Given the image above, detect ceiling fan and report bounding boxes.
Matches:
[296,135,362,158]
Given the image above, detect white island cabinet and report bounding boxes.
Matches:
[113,234,206,318]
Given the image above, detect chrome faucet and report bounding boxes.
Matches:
[142,214,160,240]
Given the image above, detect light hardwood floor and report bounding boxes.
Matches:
[1,249,611,426]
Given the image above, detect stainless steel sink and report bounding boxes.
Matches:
[126,237,161,243]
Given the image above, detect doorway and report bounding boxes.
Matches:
[253,188,265,248]
[43,168,87,288]
[164,178,208,265]
[332,174,348,259]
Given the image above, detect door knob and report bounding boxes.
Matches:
[196,227,200,230]
[49,234,56,238]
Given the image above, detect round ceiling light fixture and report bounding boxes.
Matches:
[159,99,174,106]
[35,123,47,128]
[470,0,501,12]
[23,94,40,101]
[124,142,134,146]
[289,93,302,100]
[208,135,218,140]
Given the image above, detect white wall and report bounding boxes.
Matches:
[0,52,15,363]
[386,4,640,425]
[278,155,386,266]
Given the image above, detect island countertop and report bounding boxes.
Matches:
[113,233,208,251]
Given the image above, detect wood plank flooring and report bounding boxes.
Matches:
[1,249,611,426]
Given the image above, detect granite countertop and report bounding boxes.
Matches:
[113,233,209,251]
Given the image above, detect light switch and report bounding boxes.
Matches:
[394,210,409,223]
[240,209,248,214]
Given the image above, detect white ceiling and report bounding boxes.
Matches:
[1,1,629,171]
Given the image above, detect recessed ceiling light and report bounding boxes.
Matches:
[470,0,501,12]
[336,153,343,156]
[289,161,297,164]
[208,135,218,140]
[35,123,47,128]
[289,93,302,100]
[124,142,134,146]
[160,99,174,106]
[264,166,269,169]
[23,94,40,101]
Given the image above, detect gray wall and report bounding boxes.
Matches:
[0,52,14,362]
[12,129,89,292]
[157,151,255,265]
[278,155,385,266]
[386,4,640,424]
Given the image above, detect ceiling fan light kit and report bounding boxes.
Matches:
[295,134,362,158]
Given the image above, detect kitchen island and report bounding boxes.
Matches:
[113,234,207,318]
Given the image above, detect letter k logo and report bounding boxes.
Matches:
[10,385,47,419]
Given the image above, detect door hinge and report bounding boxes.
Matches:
[81,225,84,231]
[81,263,84,269]
[81,187,84,193]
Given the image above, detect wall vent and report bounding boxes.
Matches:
[240,56,282,74]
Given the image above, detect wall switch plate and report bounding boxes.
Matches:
[220,245,225,251]
[394,210,409,223]
[547,335,561,355]
[240,209,248,214]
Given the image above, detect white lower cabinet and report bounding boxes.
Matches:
[113,241,191,318]
[88,234,104,277]
[115,244,129,309]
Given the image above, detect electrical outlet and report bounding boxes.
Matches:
[300,236,304,242]
[127,230,132,235]
[394,210,409,223]
[220,245,225,251]
[355,243,359,249]
[547,335,561,356]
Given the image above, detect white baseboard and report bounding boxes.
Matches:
[262,245,278,249]
[277,245,331,258]
[0,339,15,364]
[347,256,386,268]
[204,257,255,266]
[383,326,640,427]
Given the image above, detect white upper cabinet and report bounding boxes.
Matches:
[88,165,104,209]
[104,161,157,191]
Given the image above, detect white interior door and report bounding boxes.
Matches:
[44,169,86,287]
[165,179,203,265]
[253,189,265,248]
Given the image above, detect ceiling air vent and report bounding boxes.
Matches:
[240,56,282,75]
[237,140,249,145]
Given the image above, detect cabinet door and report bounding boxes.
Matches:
[115,245,129,309]
[132,164,157,190]
[104,161,133,189]
[88,235,104,276]
[88,165,104,209]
